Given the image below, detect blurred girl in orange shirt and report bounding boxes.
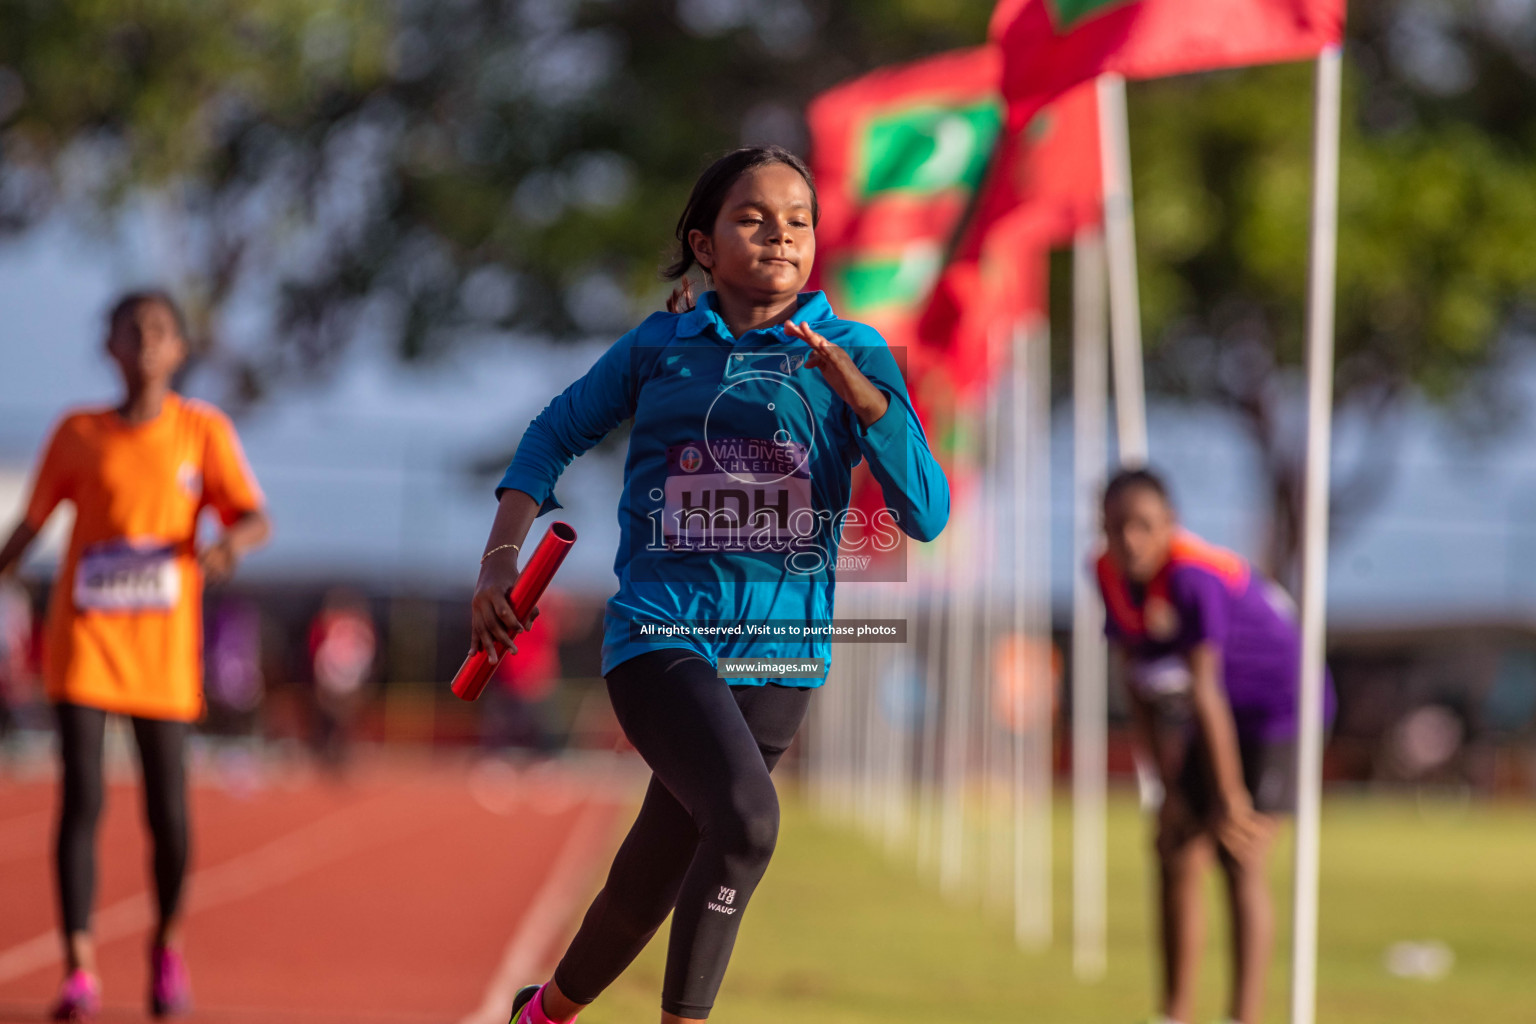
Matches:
[0,291,270,1020]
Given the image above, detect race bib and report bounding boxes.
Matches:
[73,539,181,612]
[662,437,813,549]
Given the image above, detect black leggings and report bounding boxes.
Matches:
[54,703,190,936]
[553,650,812,1019]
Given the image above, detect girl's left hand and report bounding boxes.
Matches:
[199,537,240,583]
[785,321,889,429]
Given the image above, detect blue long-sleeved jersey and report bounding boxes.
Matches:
[497,289,950,685]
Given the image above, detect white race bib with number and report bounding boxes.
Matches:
[662,437,813,549]
[73,540,181,612]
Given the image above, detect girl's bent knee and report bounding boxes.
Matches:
[737,807,779,862]
[712,791,779,864]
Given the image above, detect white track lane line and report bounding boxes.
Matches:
[0,792,417,986]
[456,801,615,1024]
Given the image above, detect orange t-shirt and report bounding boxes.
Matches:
[24,394,265,721]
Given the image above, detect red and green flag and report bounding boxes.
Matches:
[808,46,1005,356]
[808,47,1004,545]
[809,50,1102,535]
[916,77,1101,400]
[990,0,1345,129]
[809,50,1101,397]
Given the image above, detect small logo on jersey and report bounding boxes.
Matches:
[679,446,703,473]
[176,462,202,498]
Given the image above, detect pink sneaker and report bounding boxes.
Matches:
[49,969,100,1022]
[149,945,193,1018]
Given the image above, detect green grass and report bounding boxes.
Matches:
[580,788,1536,1023]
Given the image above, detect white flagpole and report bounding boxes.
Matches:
[1021,317,1053,948]
[880,582,909,854]
[917,565,944,873]
[1071,227,1110,979]
[983,323,1009,912]
[1010,320,1031,937]
[940,505,974,897]
[1096,73,1149,467]
[1098,72,1164,812]
[1007,319,1052,948]
[1290,43,1343,1024]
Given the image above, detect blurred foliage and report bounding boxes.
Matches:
[1047,1,1536,575]
[2,1,1535,572]
[0,0,992,399]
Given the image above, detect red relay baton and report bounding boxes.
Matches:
[451,521,577,701]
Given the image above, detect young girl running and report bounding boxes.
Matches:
[1096,468,1335,1024]
[0,291,270,1021]
[469,145,949,1024]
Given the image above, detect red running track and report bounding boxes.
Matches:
[0,749,635,1024]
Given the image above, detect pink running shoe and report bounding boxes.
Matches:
[49,969,100,1022]
[149,945,193,1018]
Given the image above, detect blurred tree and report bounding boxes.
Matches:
[0,0,991,402]
[0,1,394,383]
[2,1,1533,579]
[1051,0,1536,581]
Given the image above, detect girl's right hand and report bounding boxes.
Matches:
[470,553,530,664]
[1213,793,1265,863]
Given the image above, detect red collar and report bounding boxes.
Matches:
[1096,531,1250,640]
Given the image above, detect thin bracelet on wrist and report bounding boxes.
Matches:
[480,542,520,564]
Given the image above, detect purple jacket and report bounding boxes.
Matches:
[1097,531,1336,743]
